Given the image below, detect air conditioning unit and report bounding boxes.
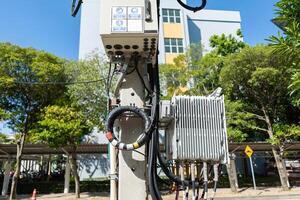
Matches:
[100,0,158,61]
[166,95,229,164]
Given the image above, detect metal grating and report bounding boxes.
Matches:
[168,95,229,164]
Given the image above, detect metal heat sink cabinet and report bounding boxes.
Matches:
[166,96,229,164]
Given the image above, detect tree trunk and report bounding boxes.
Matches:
[46,155,52,182]
[226,154,238,193]
[263,110,290,190]
[9,133,26,200]
[272,147,290,190]
[69,150,80,198]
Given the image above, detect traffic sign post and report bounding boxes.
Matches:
[245,145,256,190]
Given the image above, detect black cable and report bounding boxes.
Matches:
[126,66,136,75]
[177,0,207,12]
[106,62,113,99]
[134,58,153,95]
[148,64,162,200]
[106,106,151,150]
[71,0,83,17]
[157,152,202,187]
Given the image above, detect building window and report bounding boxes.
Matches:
[162,9,181,23]
[164,38,184,53]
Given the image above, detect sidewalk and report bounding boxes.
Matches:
[3,187,300,200]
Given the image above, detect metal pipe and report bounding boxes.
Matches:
[211,163,220,200]
[109,144,117,200]
[191,162,196,200]
[180,161,185,200]
[203,162,208,200]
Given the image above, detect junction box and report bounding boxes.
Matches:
[161,96,229,164]
[100,0,159,62]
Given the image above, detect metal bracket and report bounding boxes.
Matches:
[108,173,118,181]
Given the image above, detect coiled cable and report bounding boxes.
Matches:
[106,106,151,150]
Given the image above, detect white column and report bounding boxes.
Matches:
[64,156,71,194]
[2,158,12,196]
[110,144,117,200]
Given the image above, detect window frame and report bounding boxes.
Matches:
[164,38,184,54]
[162,9,181,23]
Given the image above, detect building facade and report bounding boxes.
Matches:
[79,0,242,64]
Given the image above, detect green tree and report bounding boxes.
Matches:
[0,109,6,120]
[160,55,190,98]
[220,45,300,190]
[269,0,300,111]
[268,124,300,150]
[0,133,10,144]
[65,55,108,129]
[189,52,223,95]
[289,72,300,107]
[32,105,92,198]
[0,43,67,199]
[269,0,300,63]
[225,100,255,143]
[209,29,246,56]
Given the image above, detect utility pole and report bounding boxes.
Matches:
[70,1,213,200]
[117,63,148,199]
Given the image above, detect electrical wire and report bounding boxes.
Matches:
[2,78,106,86]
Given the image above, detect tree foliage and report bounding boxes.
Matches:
[289,72,300,106]
[160,55,190,98]
[0,43,67,199]
[268,124,300,148]
[0,43,67,133]
[65,54,111,129]
[209,29,246,56]
[269,0,300,63]
[32,105,91,147]
[220,45,299,144]
[31,105,92,199]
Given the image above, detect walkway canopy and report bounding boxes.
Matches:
[0,142,300,158]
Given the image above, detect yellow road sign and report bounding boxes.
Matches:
[244,145,253,157]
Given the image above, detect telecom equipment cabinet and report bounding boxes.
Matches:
[100,0,159,62]
[166,96,229,164]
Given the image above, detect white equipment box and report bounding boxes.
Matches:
[100,0,159,61]
[166,96,229,164]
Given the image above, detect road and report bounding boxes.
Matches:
[3,188,300,200]
[216,195,300,200]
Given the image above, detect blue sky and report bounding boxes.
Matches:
[0,0,280,60]
[0,0,280,134]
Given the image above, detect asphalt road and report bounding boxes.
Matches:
[215,194,300,200]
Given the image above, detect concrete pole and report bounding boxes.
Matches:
[118,61,147,200]
[227,154,238,193]
[64,156,71,194]
[2,158,12,196]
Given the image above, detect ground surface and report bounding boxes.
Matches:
[3,187,300,199]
